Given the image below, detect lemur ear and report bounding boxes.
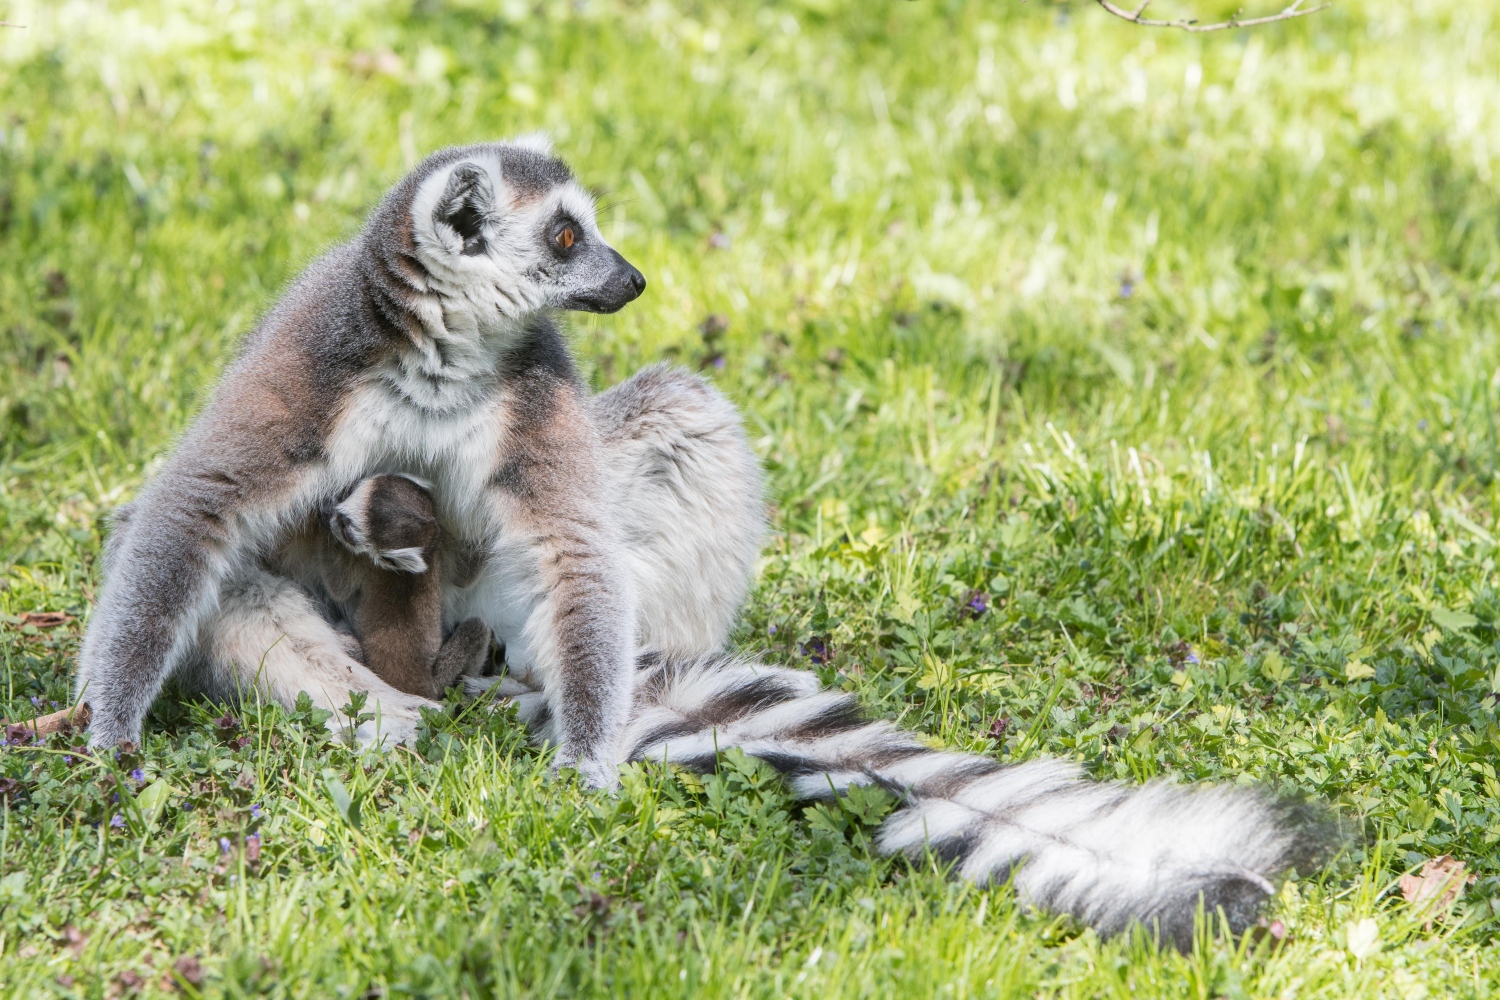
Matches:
[509,131,553,156]
[434,162,495,257]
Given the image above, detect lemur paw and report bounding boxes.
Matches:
[554,752,621,791]
[335,696,436,748]
[350,717,421,748]
[328,474,438,574]
[462,674,537,699]
[432,617,493,693]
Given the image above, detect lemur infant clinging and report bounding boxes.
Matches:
[319,473,493,700]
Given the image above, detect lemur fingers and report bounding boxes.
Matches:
[430,617,493,695]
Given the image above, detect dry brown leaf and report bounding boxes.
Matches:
[1399,854,1475,927]
[15,611,73,629]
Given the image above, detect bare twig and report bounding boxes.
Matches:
[1093,0,1326,31]
[2,703,90,742]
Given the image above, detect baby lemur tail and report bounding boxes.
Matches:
[330,474,492,699]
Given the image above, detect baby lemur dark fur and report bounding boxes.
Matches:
[325,474,493,700]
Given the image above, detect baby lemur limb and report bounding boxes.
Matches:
[326,474,492,700]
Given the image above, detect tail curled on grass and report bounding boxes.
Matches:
[572,651,1330,950]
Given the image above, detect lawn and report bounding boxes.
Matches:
[3,0,1500,995]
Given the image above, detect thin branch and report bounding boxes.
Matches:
[0,22,26,28]
[1093,0,1327,31]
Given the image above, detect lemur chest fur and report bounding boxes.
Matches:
[321,371,510,541]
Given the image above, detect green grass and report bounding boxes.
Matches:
[3,0,1500,994]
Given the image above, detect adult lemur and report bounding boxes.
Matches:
[78,139,1327,947]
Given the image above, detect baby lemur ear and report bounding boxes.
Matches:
[434,162,495,257]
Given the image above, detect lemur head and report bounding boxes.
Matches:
[397,136,645,328]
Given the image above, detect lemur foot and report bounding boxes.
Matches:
[431,618,492,695]
[461,674,538,698]
[344,706,428,748]
[325,687,436,748]
[553,749,621,791]
[328,474,438,573]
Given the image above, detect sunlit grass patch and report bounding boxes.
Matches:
[3,0,1500,995]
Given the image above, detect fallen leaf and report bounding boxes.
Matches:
[1344,917,1380,959]
[348,49,404,77]
[1399,854,1475,927]
[13,611,72,629]
[60,924,87,956]
[172,954,205,988]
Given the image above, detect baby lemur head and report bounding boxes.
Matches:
[329,474,439,574]
[371,135,646,332]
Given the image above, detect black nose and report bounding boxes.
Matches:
[628,267,646,296]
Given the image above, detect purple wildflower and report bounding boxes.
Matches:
[768,624,777,635]
[712,356,725,369]
[251,803,262,820]
[1119,277,1134,299]
[801,637,832,665]
[110,814,125,829]
[62,755,72,765]
[1185,649,1201,665]
[219,837,232,855]
[131,769,145,783]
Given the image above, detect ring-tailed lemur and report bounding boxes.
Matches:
[81,137,675,786]
[79,139,1329,946]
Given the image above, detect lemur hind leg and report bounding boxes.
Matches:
[186,566,437,744]
[592,364,766,658]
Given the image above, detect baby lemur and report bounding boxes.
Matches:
[321,473,492,700]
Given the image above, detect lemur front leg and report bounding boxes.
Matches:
[484,360,635,789]
[77,411,316,748]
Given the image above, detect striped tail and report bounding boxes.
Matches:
[607,651,1331,950]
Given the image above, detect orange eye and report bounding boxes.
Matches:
[557,226,575,250]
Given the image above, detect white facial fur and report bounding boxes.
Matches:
[408,149,608,338]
